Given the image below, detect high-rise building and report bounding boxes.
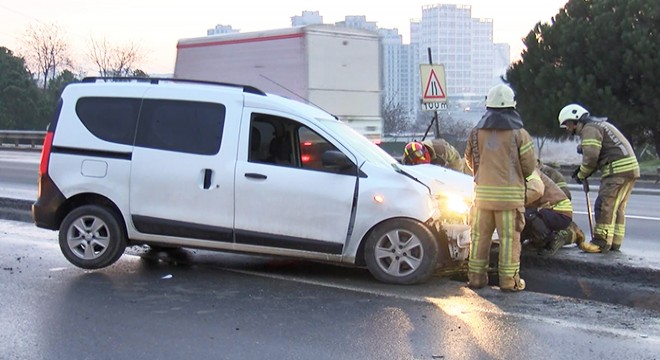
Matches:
[291,11,323,26]
[335,15,378,32]
[207,24,239,36]
[493,43,511,81]
[413,4,496,98]
[470,18,495,95]
[380,29,420,125]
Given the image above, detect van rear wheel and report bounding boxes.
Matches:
[364,219,439,285]
[59,205,126,269]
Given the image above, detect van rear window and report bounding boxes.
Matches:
[76,97,141,145]
[76,97,225,155]
[135,99,225,155]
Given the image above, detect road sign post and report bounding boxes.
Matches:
[419,64,447,106]
[420,48,448,140]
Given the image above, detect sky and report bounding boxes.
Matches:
[0,0,568,75]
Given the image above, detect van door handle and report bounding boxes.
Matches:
[203,169,213,189]
[245,173,267,180]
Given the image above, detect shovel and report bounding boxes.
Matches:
[583,178,594,239]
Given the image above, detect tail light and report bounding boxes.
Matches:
[39,131,54,176]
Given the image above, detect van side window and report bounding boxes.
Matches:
[135,99,225,155]
[248,114,295,166]
[248,113,354,174]
[76,97,141,145]
[248,119,276,163]
[298,127,351,173]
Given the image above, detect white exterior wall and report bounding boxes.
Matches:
[174,25,382,139]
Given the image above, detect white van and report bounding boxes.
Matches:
[33,77,472,284]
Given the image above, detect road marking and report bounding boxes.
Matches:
[224,267,660,342]
[574,211,660,221]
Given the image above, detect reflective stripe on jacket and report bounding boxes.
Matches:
[578,121,640,179]
[527,171,573,218]
[465,127,536,210]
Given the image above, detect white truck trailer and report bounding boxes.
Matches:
[174,24,382,140]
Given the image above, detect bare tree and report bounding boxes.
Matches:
[441,114,472,141]
[382,99,411,141]
[21,22,72,89]
[88,37,145,77]
[535,137,548,159]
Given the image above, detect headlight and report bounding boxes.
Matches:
[436,192,471,224]
[444,193,470,214]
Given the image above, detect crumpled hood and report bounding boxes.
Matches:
[401,164,473,199]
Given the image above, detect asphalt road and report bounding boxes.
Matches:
[2,149,660,292]
[569,188,660,257]
[0,149,39,200]
[1,150,659,359]
[1,220,659,360]
[3,149,659,257]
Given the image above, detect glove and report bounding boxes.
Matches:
[572,167,582,185]
[576,145,583,154]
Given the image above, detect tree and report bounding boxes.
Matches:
[45,69,79,103]
[382,100,411,140]
[21,22,72,89]
[506,0,659,156]
[88,37,145,77]
[131,69,150,78]
[0,47,44,129]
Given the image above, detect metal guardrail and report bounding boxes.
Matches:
[0,130,46,148]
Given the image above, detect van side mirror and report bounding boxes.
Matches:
[321,150,354,172]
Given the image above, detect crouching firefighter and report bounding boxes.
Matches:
[523,169,582,256]
[464,84,536,292]
[403,138,467,173]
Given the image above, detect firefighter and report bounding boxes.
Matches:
[536,160,586,247]
[523,169,583,256]
[403,138,467,173]
[464,84,536,292]
[538,160,571,199]
[558,104,639,253]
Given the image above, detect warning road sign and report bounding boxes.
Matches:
[419,64,447,104]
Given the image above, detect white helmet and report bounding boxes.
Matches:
[558,104,589,128]
[486,84,516,108]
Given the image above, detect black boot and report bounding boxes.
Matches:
[539,231,567,256]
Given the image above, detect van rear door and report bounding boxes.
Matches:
[128,87,243,243]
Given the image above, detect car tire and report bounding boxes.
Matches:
[364,219,439,285]
[59,205,127,269]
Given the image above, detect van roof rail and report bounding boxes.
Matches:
[80,77,266,96]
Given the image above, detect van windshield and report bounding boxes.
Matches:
[321,120,398,167]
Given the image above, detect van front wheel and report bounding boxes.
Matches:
[364,219,439,285]
[59,205,126,269]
